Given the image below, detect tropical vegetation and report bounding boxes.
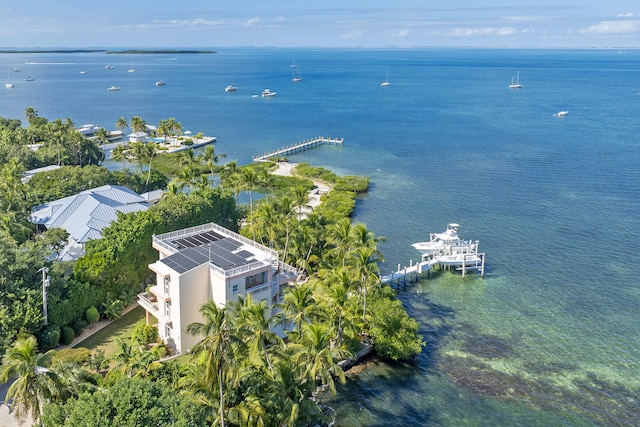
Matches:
[0,110,423,426]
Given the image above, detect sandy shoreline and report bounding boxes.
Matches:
[270,161,330,215]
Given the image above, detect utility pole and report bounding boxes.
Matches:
[38,267,50,326]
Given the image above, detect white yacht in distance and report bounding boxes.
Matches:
[5,83,14,89]
[225,85,237,92]
[155,80,166,86]
[553,111,569,117]
[291,67,303,82]
[24,77,34,81]
[105,65,115,69]
[509,71,522,89]
[380,71,391,86]
[107,86,120,91]
[262,88,277,97]
[128,63,136,73]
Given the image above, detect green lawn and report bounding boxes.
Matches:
[74,305,146,357]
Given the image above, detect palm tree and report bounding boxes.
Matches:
[130,116,146,134]
[278,282,319,335]
[177,148,196,168]
[24,107,39,126]
[198,145,226,183]
[140,143,158,190]
[240,167,260,214]
[115,116,128,135]
[186,301,245,427]
[0,336,60,423]
[230,295,283,374]
[288,323,346,394]
[110,145,128,169]
[176,165,197,192]
[349,246,383,323]
[92,127,110,145]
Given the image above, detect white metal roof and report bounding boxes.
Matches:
[30,185,149,244]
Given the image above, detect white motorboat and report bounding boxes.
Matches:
[24,77,34,81]
[225,85,237,92]
[554,110,569,117]
[262,88,277,97]
[80,71,88,74]
[107,86,120,91]
[436,253,483,268]
[105,65,115,69]
[411,223,462,255]
[155,80,166,86]
[509,71,522,89]
[5,83,14,88]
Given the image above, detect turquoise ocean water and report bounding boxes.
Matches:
[1,48,639,426]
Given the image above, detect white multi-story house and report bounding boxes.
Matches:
[138,222,298,355]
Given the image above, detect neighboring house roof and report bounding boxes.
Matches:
[30,185,149,244]
[21,165,62,183]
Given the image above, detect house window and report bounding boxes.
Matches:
[163,276,170,294]
[164,300,171,317]
[165,325,171,339]
[245,272,266,289]
[232,284,238,294]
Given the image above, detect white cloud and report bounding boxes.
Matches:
[579,20,640,34]
[244,16,260,27]
[137,19,225,29]
[275,16,286,22]
[341,29,364,39]
[392,29,410,38]
[617,13,634,17]
[451,27,518,37]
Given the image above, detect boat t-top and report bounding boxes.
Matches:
[262,88,277,97]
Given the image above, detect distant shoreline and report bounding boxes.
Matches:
[0,49,216,54]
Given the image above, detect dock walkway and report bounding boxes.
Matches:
[253,136,344,162]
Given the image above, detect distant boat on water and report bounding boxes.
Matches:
[553,110,569,117]
[290,58,296,68]
[291,67,303,82]
[155,80,166,86]
[12,67,21,72]
[509,71,522,89]
[380,71,391,87]
[24,77,34,81]
[128,63,136,73]
[105,65,115,69]
[225,85,237,92]
[80,71,88,74]
[107,86,120,91]
[262,88,277,97]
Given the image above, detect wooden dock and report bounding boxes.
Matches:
[252,136,344,162]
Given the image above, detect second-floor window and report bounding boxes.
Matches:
[164,300,171,317]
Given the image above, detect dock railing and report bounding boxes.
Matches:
[252,136,344,162]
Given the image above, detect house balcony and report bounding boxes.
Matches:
[138,292,160,317]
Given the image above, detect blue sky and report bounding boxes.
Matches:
[2,1,640,48]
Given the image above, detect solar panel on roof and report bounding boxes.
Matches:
[171,230,225,249]
[214,238,242,251]
[235,250,254,259]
